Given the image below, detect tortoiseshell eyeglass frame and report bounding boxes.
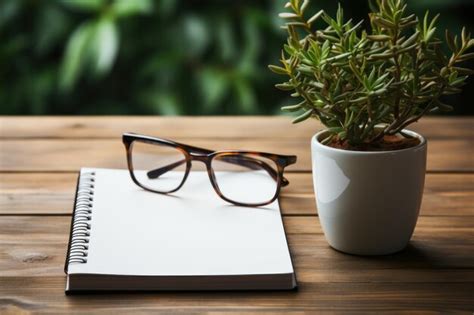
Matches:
[122,133,297,207]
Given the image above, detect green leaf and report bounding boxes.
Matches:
[282,101,305,112]
[307,10,324,24]
[401,30,419,48]
[301,0,310,13]
[400,19,418,30]
[369,87,387,96]
[182,15,210,57]
[275,83,294,91]
[59,16,118,91]
[396,42,417,54]
[452,67,474,75]
[461,26,468,45]
[367,34,391,41]
[296,65,314,76]
[345,19,364,34]
[317,32,339,42]
[429,13,440,31]
[268,65,288,75]
[457,52,474,62]
[446,29,456,52]
[285,21,307,27]
[59,21,95,91]
[290,0,299,10]
[234,79,256,113]
[374,72,390,85]
[336,3,343,25]
[372,17,396,29]
[279,12,299,19]
[91,17,119,76]
[368,67,376,84]
[349,96,368,103]
[309,81,324,89]
[199,68,228,111]
[111,0,152,17]
[435,100,454,112]
[325,51,351,62]
[368,52,394,60]
[425,27,437,42]
[423,10,429,33]
[292,108,313,123]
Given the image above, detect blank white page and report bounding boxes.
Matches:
[68,168,294,276]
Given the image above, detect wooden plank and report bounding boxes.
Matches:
[1,173,472,216]
[1,138,472,172]
[0,216,473,277]
[0,216,473,313]
[0,116,472,140]
[0,279,472,313]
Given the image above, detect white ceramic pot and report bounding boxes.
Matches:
[311,129,427,255]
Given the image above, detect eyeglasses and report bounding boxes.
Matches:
[122,133,297,207]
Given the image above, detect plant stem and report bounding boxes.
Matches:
[293,78,323,118]
[388,86,445,135]
[392,26,402,119]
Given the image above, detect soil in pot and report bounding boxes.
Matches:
[327,134,421,152]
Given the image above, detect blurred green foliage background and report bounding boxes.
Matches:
[1,0,473,115]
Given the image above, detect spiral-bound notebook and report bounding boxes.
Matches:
[64,168,297,293]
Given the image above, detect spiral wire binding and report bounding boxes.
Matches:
[67,171,96,265]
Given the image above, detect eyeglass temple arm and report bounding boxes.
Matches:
[146,155,289,186]
[146,160,186,179]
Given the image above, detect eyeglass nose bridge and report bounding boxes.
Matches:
[188,152,211,164]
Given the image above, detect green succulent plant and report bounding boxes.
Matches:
[269,0,474,146]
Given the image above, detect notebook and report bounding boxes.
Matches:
[64,168,297,292]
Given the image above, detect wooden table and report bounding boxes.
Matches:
[1,116,473,313]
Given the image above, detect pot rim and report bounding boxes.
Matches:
[312,128,427,155]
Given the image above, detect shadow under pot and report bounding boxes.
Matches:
[311,129,427,255]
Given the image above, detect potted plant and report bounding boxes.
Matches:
[269,0,474,255]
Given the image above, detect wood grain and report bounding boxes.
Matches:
[1,116,472,139]
[1,279,472,313]
[1,138,473,172]
[1,173,472,216]
[0,116,473,313]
